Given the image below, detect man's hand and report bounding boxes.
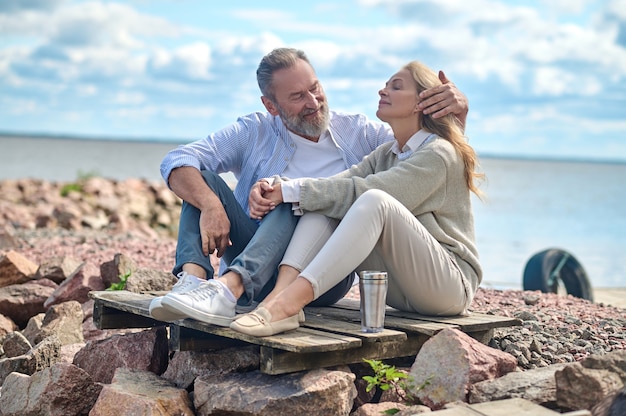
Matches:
[168,166,232,257]
[418,70,468,129]
[264,183,283,206]
[249,181,276,220]
[199,202,232,257]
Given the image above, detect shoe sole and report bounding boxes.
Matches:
[161,296,234,327]
[149,297,187,322]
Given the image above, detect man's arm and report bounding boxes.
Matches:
[418,70,468,130]
[168,167,231,258]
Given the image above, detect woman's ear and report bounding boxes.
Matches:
[261,96,280,116]
[414,99,422,113]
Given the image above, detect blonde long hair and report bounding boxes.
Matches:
[404,61,484,197]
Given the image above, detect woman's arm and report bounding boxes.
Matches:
[293,141,457,220]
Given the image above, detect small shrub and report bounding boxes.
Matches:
[60,182,83,197]
[106,271,131,291]
[362,358,431,412]
[59,170,100,197]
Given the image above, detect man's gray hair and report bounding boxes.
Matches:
[257,48,311,101]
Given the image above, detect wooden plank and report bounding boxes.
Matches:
[174,318,363,353]
[92,298,163,330]
[90,291,153,318]
[169,326,251,351]
[91,290,363,354]
[331,299,522,332]
[302,312,407,343]
[261,331,431,375]
[89,290,514,369]
[304,305,460,336]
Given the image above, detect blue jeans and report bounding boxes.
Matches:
[174,171,353,307]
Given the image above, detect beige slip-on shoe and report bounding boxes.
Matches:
[230,307,300,336]
[235,306,305,323]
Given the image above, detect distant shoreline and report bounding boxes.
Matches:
[3,131,625,166]
[0,131,186,146]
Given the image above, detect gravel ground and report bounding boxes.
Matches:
[7,227,626,371]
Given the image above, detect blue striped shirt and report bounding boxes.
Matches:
[160,110,394,214]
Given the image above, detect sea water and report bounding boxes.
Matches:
[1,135,625,289]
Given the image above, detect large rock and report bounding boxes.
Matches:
[592,386,626,416]
[352,402,411,415]
[581,349,626,383]
[0,335,61,385]
[2,331,32,358]
[89,367,194,415]
[43,262,105,308]
[555,362,623,411]
[124,267,177,293]
[0,226,20,250]
[469,363,567,407]
[162,346,260,389]
[0,280,57,328]
[31,300,84,345]
[99,253,137,288]
[0,313,18,337]
[0,362,102,416]
[35,255,83,284]
[73,327,168,383]
[0,250,38,287]
[409,328,518,410]
[194,368,357,416]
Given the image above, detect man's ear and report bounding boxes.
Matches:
[261,96,280,116]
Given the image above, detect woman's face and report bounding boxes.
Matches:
[376,68,419,123]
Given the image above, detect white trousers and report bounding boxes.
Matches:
[281,189,469,316]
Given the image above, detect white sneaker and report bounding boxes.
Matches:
[149,272,203,322]
[160,280,236,327]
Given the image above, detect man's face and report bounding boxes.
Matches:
[265,60,329,139]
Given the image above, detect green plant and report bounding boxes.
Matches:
[60,182,83,197]
[106,271,131,291]
[362,358,431,412]
[59,170,100,197]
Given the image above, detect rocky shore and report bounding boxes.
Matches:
[0,177,624,415]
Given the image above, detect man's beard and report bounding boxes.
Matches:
[278,103,330,138]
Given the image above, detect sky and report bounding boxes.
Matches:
[1,0,626,162]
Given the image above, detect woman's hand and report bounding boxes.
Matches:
[249,181,284,220]
[249,180,276,220]
[264,182,283,206]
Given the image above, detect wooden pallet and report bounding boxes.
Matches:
[90,290,521,375]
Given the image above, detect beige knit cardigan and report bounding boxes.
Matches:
[296,136,482,296]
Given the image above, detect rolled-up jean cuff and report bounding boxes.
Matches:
[172,258,215,278]
[225,264,253,303]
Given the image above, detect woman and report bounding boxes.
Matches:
[230,60,484,337]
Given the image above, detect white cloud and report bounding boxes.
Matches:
[114,91,145,105]
[533,66,602,96]
[0,0,623,161]
[607,0,626,20]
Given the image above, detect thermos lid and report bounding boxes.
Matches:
[359,271,387,280]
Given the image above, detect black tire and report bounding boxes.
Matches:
[523,248,594,301]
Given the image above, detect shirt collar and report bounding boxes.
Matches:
[390,129,434,159]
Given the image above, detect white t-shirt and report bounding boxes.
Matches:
[281,130,345,179]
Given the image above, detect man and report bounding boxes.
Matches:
[150,47,468,326]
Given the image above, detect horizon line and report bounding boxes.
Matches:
[2,130,625,166]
